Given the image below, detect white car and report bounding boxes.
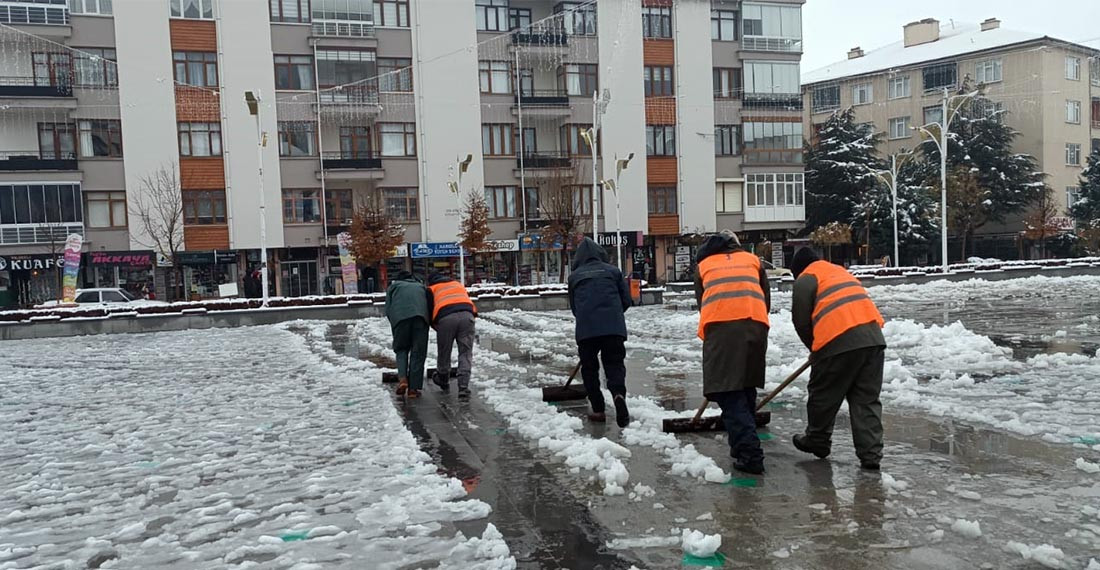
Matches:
[35,288,167,309]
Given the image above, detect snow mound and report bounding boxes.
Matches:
[607,535,680,550]
[950,519,982,539]
[1075,458,1100,474]
[695,512,713,521]
[444,524,517,570]
[1003,541,1065,569]
[681,529,721,558]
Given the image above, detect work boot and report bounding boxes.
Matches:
[613,395,630,428]
[733,459,765,475]
[395,378,409,396]
[407,389,421,399]
[457,386,471,398]
[432,371,450,392]
[587,411,607,423]
[792,434,830,459]
[860,460,881,471]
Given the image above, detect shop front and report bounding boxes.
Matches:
[83,251,154,297]
[279,247,322,298]
[409,242,465,282]
[473,239,520,285]
[595,231,643,277]
[0,253,65,308]
[178,250,240,300]
[518,233,564,285]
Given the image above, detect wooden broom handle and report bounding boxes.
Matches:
[756,359,811,412]
[690,399,710,424]
[563,362,582,388]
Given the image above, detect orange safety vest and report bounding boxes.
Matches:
[803,260,884,352]
[429,281,477,322]
[696,251,769,339]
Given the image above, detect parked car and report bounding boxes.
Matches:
[34,288,167,309]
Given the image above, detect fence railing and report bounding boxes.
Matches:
[0,0,69,25]
[519,151,572,169]
[0,150,77,171]
[312,19,375,38]
[320,151,382,170]
[741,36,802,53]
[0,223,83,246]
[0,76,72,97]
[515,90,570,106]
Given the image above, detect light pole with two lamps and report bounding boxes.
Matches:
[447,154,474,285]
[580,89,611,240]
[599,152,634,271]
[861,149,916,268]
[244,90,270,305]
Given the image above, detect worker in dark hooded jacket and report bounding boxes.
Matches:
[385,270,431,399]
[789,247,886,471]
[427,272,477,397]
[568,237,633,427]
[694,231,771,475]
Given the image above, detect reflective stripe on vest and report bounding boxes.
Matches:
[429,281,476,322]
[696,250,769,339]
[803,260,883,352]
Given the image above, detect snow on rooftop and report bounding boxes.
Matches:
[802,22,1046,85]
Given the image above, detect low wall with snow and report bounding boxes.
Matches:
[860,264,1100,288]
[0,289,664,341]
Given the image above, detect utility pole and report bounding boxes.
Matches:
[583,90,611,240]
[244,91,269,305]
[516,46,527,235]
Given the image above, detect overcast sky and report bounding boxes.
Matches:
[801,0,1100,72]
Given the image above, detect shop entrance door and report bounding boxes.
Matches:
[282,260,318,297]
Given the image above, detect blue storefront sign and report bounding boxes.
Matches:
[410,242,466,259]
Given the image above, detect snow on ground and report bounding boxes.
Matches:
[0,325,514,570]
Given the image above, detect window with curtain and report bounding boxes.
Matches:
[641,6,671,38]
[74,48,117,87]
[743,61,799,95]
[182,190,227,224]
[478,61,511,94]
[78,120,123,157]
[560,124,593,156]
[475,0,508,31]
[379,123,416,156]
[339,126,372,158]
[715,125,740,156]
[556,2,596,35]
[558,63,597,96]
[269,0,308,22]
[711,10,737,40]
[383,187,418,220]
[282,189,322,223]
[274,55,314,90]
[170,0,215,19]
[173,51,218,87]
[482,124,514,156]
[277,121,317,157]
[178,122,222,157]
[888,75,910,99]
[647,187,677,214]
[508,7,530,30]
[69,0,113,15]
[326,188,354,223]
[38,123,77,160]
[85,191,127,228]
[373,0,408,27]
[644,66,673,97]
[377,58,412,91]
[716,182,742,213]
[742,121,802,164]
[645,125,676,156]
[713,67,741,99]
[484,186,518,218]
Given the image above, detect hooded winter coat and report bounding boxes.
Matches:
[567,237,631,342]
[385,271,430,328]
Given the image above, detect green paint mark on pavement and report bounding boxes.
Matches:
[1074,437,1099,445]
[136,461,159,469]
[757,432,774,441]
[341,400,360,407]
[280,530,310,542]
[723,478,758,488]
[492,428,508,435]
[682,552,727,567]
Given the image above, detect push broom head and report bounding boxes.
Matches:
[541,384,588,403]
[661,411,772,433]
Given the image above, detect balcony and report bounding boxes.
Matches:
[0,223,83,246]
[515,90,570,107]
[311,19,375,38]
[320,151,382,171]
[0,0,69,26]
[519,151,572,169]
[742,93,803,112]
[0,150,77,171]
[0,76,72,98]
[511,30,568,48]
[741,36,803,53]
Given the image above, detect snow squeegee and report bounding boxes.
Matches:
[662,359,811,433]
[541,362,586,402]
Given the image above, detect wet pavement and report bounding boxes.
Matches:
[318,313,1100,570]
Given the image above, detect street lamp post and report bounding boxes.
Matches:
[581,90,611,240]
[600,152,634,271]
[864,150,914,268]
[448,154,474,286]
[244,90,269,305]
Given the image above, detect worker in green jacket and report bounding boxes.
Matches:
[385,271,431,399]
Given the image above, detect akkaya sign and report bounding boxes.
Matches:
[88,251,153,267]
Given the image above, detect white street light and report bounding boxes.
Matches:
[582,89,611,240]
[863,149,915,268]
[600,152,634,271]
[244,90,269,306]
[449,154,474,285]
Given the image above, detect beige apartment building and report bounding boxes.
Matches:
[802,17,1100,259]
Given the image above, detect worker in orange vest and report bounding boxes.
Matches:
[695,231,770,475]
[789,248,886,471]
[427,272,477,397]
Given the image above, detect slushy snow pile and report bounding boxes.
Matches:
[1003,541,1066,569]
[680,529,722,558]
[1075,458,1100,474]
[950,519,983,539]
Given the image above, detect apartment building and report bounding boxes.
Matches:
[802,18,1100,259]
[0,0,805,307]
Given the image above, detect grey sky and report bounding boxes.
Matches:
[801,0,1100,72]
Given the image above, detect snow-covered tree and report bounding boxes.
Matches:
[1071,151,1100,253]
[850,154,938,265]
[804,108,882,232]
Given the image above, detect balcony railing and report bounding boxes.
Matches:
[0,0,68,25]
[519,151,572,169]
[0,150,77,171]
[312,19,375,38]
[0,223,83,246]
[0,76,72,97]
[515,89,570,107]
[320,151,382,170]
[741,36,803,53]
[318,84,379,105]
[511,30,568,47]
[743,93,803,111]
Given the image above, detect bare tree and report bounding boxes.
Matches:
[35,221,68,301]
[1023,186,1061,259]
[540,165,589,282]
[459,189,492,278]
[810,221,852,262]
[129,163,185,300]
[946,166,986,261]
[348,202,405,287]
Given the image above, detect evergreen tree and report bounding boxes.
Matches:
[850,154,938,265]
[804,107,883,232]
[917,82,1046,259]
[1071,150,1100,253]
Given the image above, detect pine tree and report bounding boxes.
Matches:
[851,154,938,265]
[1071,150,1100,253]
[804,107,883,232]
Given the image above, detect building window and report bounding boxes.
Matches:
[646,125,676,157]
[1066,56,1081,81]
[1067,100,1082,124]
[923,105,943,126]
[975,58,1002,84]
[383,188,418,221]
[475,0,508,32]
[278,121,317,157]
[812,84,840,112]
[711,9,737,41]
[485,186,518,219]
[339,126,372,158]
[641,6,671,38]
[557,2,596,36]
[38,122,77,160]
[508,7,530,30]
[379,123,416,157]
[715,125,740,156]
[741,3,802,51]
[716,182,742,213]
[373,0,408,27]
[378,58,413,91]
[479,61,512,94]
[482,124,514,156]
[888,75,910,99]
[85,191,126,228]
[172,51,218,87]
[713,67,742,99]
[178,122,222,157]
[888,117,910,140]
[922,62,957,92]
[316,49,377,102]
[852,83,872,105]
[78,120,123,158]
[560,124,593,156]
[644,66,673,97]
[32,52,73,88]
[746,173,803,207]
[742,121,802,164]
[282,189,322,223]
[0,184,83,227]
[1067,186,1081,209]
[182,190,226,225]
[743,61,799,95]
[69,0,113,15]
[648,187,677,214]
[1067,143,1082,166]
[73,48,117,87]
[559,63,598,97]
[326,188,354,223]
[170,0,215,19]
[270,0,308,22]
[274,55,313,90]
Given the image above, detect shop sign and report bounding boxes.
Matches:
[0,254,65,272]
[482,239,519,253]
[336,232,359,295]
[61,234,82,303]
[178,250,238,265]
[410,242,465,259]
[596,231,643,248]
[1051,216,1075,232]
[88,251,154,268]
[771,247,784,268]
[392,244,408,258]
[518,233,563,251]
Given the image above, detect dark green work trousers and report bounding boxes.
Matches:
[803,345,885,464]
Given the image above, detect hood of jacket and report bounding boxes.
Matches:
[695,233,740,263]
[571,237,608,271]
[427,272,454,286]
